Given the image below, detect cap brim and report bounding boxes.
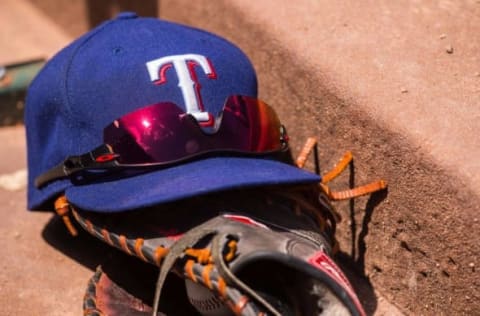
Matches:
[65,157,320,212]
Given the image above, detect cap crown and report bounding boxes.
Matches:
[25,13,257,210]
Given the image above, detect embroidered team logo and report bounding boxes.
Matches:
[146,54,217,127]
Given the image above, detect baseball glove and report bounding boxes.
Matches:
[53,139,386,316]
[72,185,362,316]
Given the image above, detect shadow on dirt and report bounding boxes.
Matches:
[41,215,205,315]
[41,214,119,271]
[337,179,389,315]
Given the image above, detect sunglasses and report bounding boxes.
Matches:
[35,95,289,188]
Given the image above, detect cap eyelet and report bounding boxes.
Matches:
[112,47,123,55]
[116,12,138,19]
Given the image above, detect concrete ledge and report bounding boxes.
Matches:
[159,1,480,314]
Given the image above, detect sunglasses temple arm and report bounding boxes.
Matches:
[34,151,95,188]
[34,145,121,188]
[34,161,70,188]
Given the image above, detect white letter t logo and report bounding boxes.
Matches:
[146,54,217,125]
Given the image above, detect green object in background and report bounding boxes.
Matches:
[0,58,45,95]
[0,58,45,126]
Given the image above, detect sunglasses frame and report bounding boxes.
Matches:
[35,102,289,188]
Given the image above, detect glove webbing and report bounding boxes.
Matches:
[150,217,280,316]
[71,208,279,316]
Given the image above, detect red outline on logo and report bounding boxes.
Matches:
[186,59,217,127]
[153,63,173,85]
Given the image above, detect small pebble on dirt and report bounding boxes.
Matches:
[401,88,408,93]
[468,262,475,271]
[439,34,447,39]
[446,45,454,54]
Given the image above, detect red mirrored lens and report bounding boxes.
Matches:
[103,96,283,164]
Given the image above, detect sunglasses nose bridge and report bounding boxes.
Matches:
[178,113,209,155]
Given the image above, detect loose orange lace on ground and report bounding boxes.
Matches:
[296,137,387,201]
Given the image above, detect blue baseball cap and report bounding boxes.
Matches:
[25,13,320,212]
